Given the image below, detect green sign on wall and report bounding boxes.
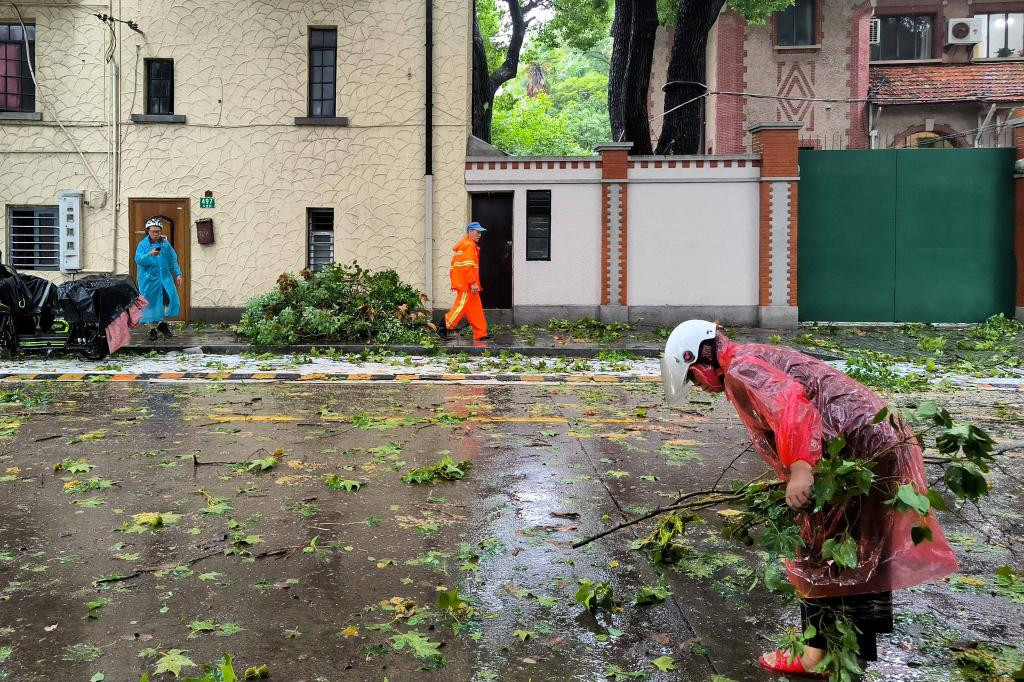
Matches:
[199,196,215,209]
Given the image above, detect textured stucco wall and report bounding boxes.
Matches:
[627,167,760,306]
[0,0,471,311]
[0,7,113,277]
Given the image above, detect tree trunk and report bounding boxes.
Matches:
[472,9,494,141]
[655,0,726,154]
[471,0,530,143]
[607,1,629,143]
[620,0,658,155]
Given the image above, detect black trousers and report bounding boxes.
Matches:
[800,591,893,662]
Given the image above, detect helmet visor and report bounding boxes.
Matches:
[660,355,693,408]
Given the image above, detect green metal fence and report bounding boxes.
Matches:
[798,148,1016,323]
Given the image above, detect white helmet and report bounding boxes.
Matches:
[660,319,717,407]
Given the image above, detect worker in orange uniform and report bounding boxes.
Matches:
[440,222,490,341]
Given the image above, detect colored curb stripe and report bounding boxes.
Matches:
[0,371,664,384]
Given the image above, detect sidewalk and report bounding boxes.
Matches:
[123,323,809,358]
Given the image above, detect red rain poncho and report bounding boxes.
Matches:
[712,333,957,599]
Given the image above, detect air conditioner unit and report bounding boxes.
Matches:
[947,17,984,45]
[58,190,82,273]
[869,18,881,45]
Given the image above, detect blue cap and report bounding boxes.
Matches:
[467,222,486,232]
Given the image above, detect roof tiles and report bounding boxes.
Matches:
[869,62,1024,105]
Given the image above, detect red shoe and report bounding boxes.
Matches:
[757,650,827,679]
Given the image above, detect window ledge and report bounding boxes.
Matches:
[294,116,349,126]
[131,114,186,124]
[869,59,943,65]
[774,44,821,51]
[972,57,1024,63]
[0,111,42,121]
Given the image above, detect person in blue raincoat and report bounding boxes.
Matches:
[134,216,183,341]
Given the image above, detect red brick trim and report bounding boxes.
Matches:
[846,1,872,149]
[889,123,967,148]
[716,9,748,154]
[971,3,1024,14]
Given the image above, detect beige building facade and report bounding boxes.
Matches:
[1,0,471,320]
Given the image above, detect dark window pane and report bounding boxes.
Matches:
[1,23,35,113]
[307,208,335,272]
[525,190,551,262]
[776,0,814,46]
[308,29,337,117]
[872,15,932,60]
[145,59,174,114]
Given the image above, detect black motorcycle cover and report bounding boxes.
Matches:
[0,266,57,316]
[58,275,141,330]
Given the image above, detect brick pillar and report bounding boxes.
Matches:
[749,123,802,328]
[595,142,633,323]
[1012,120,1024,323]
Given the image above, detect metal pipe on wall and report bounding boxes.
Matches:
[423,0,434,305]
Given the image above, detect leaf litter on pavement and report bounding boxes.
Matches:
[0,366,1021,681]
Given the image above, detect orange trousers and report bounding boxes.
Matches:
[445,289,487,339]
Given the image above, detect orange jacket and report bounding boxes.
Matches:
[449,236,480,291]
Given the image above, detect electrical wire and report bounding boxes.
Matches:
[9,3,105,192]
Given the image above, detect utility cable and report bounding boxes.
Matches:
[9,3,105,192]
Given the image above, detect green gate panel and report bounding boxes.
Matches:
[894,148,1016,322]
[798,150,897,322]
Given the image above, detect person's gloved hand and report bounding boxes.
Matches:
[785,460,814,510]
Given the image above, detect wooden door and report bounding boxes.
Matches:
[471,192,513,309]
[128,198,190,321]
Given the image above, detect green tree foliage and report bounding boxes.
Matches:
[491,40,612,155]
[236,263,433,346]
[535,0,612,52]
[476,0,505,74]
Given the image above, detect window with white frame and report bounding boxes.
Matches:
[974,13,1024,59]
[7,206,59,271]
[307,208,334,272]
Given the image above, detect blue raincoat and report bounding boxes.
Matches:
[134,237,182,323]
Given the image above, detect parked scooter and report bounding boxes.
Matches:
[0,252,141,360]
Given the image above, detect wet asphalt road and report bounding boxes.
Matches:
[0,380,1021,682]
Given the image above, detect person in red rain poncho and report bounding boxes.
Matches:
[660,320,958,677]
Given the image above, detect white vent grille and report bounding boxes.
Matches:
[869,18,881,45]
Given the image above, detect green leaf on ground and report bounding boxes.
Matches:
[633,577,672,605]
[63,643,102,662]
[325,474,363,491]
[604,665,646,680]
[651,656,674,672]
[54,457,95,474]
[390,631,444,664]
[401,456,471,484]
